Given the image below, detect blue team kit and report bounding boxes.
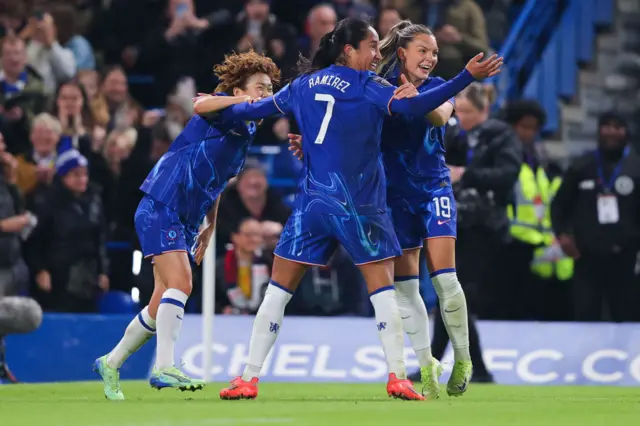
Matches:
[135,101,257,258]
[381,64,458,249]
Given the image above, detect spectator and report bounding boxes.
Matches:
[0,0,26,37]
[0,36,47,155]
[26,149,109,313]
[76,69,99,102]
[426,0,489,80]
[218,217,271,314]
[299,4,337,58]
[24,12,77,95]
[134,0,232,106]
[442,83,521,382]
[50,4,96,71]
[15,112,61,197]
[51,81,96,151]
[0,131,34,301]
[377,7,402,38]
[90,66,142,131]
[217,165,291,250]
[551,112,640,322]
[233,0,298,78]
[331,0,377,21]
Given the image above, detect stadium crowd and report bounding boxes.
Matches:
[0,0,639,382]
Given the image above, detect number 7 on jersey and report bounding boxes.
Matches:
[314,94,335,145]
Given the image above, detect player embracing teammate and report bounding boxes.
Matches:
[215,17,500,400]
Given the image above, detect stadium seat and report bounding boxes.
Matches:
[98,291,139,314]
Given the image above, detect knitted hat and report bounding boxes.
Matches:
[56,149,88,177]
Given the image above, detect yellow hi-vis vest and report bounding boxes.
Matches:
[530,177,574,281]
[507,164,549,245]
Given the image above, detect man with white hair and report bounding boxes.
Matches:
[300,3,337,58]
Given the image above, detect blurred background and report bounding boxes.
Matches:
[1,0,639,386]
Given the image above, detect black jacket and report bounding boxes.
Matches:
[445,118,522,238]
[0,174,23,268]
[551,146,640,255]
[25,180,109,305]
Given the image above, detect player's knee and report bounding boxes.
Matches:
[431,271,462,300]
[164,272,193,296]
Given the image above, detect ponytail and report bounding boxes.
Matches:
[379,20,412,66]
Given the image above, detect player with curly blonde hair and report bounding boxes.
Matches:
[93,52,280,401]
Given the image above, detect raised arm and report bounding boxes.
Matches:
[390,70,474,116]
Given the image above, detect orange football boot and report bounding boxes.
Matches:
[387,373,425,400]
[219,376,259,400]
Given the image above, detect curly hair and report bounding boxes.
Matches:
[214,51,281,95]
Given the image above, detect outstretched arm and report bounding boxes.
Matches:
[219,96,282,121]
[389,70,474,116]
[193,94,250,116]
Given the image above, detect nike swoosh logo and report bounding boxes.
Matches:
[176,315,183,320]
[401,316,411,319]
[444,307,461,313]
[406,331,417,335]
[437,220,451,225]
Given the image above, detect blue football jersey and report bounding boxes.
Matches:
[381,67,453,201]
[140,100,257,226]
[272,65,399,215]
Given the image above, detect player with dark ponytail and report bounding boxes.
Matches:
[216,17,502,401]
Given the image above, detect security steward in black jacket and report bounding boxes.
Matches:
[551,112,640,322]
[438,83,521,382]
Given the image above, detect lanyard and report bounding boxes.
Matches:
[466,147,473,165]
[594,146,630,193]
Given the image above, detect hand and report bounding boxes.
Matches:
[272,117,290,140]
[557,234,580,259]
[5,106,23,121]
[188,16,210,31]
[449,165,465,183]
[141,110,163,127]
[237,33,255,51]
[288,133,303,160]
[165,14,190,40]
[393,74,418,100]
[92,126,107,152]
[36,270,52,293]
[269,39,285,58]
[194,224,214,265]
[36,166,54,184]
[98,274,110,292]
[465,53,503,80]
[74,114,86,136]
[36,14,56,48]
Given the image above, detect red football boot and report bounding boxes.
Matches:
[387,373,425,400]
[219,376,259,400]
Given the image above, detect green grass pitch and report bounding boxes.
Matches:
[2,381,639,425]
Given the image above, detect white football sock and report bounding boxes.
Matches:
[242,282,293,381]
[370,286,406,379]
[107,306,156,369]
[431,269,470,362]
[155,288,188,370]
[395,276,433,367]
